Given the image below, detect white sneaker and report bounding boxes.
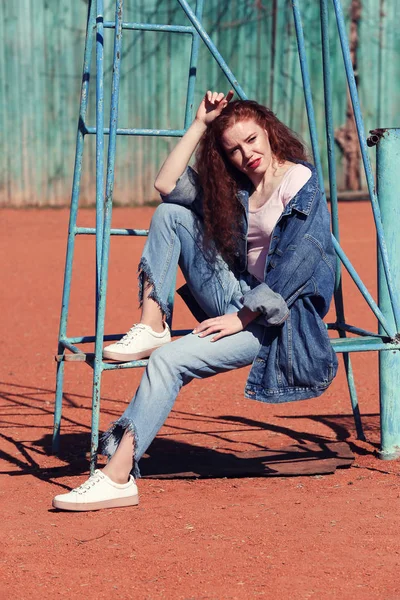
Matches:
[103,322,171,362]
[52,469,139,512]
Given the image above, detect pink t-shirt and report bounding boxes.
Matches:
[247,164,312,282]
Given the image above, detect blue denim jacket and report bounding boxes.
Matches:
[162,161,338,403]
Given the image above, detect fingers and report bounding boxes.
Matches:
[205,90,234,108]
[192,314,241,342]
[210,332,225,342]
[225,89,234,103]
[207,91,223,103]
[192,318,218,336]
[192,318,222,339]
[195,324,227,342]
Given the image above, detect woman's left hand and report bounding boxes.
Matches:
[192,312,245,342]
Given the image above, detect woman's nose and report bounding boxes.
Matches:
[243,147,252,159]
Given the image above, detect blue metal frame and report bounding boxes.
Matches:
[319,0,362,439]
[53,0,400,469]
[332,0,400,333]
[52,0,96,452]
[376,129,400,459]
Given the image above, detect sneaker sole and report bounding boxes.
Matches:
[52,494,139,512]
[103,342,170,362]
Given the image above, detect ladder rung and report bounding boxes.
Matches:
[56,334,399,364]
[103,21,194,34]
[331,336,400,353]
[55,353,87,363]
[327,322,381,338]
[85,127,186,137]
[63,330,192,346]
[103,358,149,370]
[75,227,149,236]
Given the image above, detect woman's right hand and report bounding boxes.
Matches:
[154,91,233,195]
[195,90,234,126]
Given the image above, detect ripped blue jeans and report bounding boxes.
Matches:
[101,203,264,477]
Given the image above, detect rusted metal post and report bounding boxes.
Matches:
[375,128,400,459]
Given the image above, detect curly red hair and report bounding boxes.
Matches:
[195,100,308,265]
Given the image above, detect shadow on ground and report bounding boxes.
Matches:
[0,380,383,489]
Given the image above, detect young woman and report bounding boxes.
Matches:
[53,91,338,511]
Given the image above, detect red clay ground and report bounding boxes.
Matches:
[1,203,400,599]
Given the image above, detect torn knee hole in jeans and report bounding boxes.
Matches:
[138,257,171,320]
[101,417,141,479]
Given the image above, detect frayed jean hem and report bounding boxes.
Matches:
[101,417,141,479]
[138,256,171,320]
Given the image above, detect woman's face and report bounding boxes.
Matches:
[220,119,273,177]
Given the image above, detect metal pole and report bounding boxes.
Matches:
[176,0,247,99]
[96,0,105,318]
[52,0,96,453]
[320,0,363,440]
[333,0,400,333]
[183,0,203,128]
[376,129,400,459]
[291,0,324,192]
[90,0,123,472]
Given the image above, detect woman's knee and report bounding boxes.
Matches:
[150,202,192,230]
[147,343,179,378]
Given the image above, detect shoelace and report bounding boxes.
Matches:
[116,324,147,347]
[72,471,104,495]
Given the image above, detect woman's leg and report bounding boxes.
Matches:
[102,204,252,480]
[52,321,263,510]
[102,430,134,483]
[137,202,243,320]
[52,204,257,509]
[103,203,243,361]
[101,318,264,480]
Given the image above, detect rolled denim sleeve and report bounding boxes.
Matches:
[242,283,289,326]
[161,166,203,217]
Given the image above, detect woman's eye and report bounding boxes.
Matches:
[249,136,256,143]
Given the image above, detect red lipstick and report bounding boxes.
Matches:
[247,158,261,169]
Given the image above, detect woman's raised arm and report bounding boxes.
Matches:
[154,90,233,195]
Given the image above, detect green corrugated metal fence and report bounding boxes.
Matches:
[1,0,399,207]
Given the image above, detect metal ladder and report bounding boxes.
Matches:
[53,0,400,472]
[52,0,248,471]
